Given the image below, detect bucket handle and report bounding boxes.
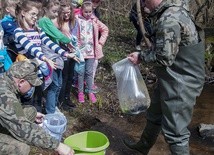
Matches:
[43,122,67,135]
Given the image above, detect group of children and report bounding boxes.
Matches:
[0,0,109,114]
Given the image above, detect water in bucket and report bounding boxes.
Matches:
[43,113,67,142]
[64,131,110,155]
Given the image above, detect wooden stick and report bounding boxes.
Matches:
[136,0,152,48]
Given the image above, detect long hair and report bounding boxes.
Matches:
[41,0,60,17]
[57,0,75,30]
[15,0,42,30]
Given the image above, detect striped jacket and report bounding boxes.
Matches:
[14,27,66,60]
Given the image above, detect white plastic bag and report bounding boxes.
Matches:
[112,58,150,114]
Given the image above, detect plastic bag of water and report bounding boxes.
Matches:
[112,58,150,114]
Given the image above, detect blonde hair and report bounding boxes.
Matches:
[2,0,20,7]
[81,0,92,10]
[1,0,20,15]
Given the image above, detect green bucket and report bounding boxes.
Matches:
[64,131,110,155]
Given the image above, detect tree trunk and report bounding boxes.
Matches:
[136,0,152,48]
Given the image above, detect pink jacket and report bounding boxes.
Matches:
[92,15,109,59]
[77,14,109,59]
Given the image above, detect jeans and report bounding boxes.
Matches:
[92,59,98,85]
[78,58,94,93]
[59,59,75,103]
[45,69,62,114]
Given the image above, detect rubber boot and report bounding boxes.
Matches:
[170,144,190,155]
[124,121,161,155]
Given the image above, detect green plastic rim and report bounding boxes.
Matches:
[64,131,110,152]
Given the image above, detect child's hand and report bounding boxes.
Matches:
[65,53,80,63]
[44,58,57,70]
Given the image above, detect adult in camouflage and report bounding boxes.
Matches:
[124,0,205,154]
[0,60,74,155]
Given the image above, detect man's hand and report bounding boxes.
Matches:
[35,112,45,124]
[55,143,75,155]
[127,52,141,64]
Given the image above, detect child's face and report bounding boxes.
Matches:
[47,5,59,19]
[22,7,39,28]
[62,6,71,21]
[92,0,101,10]
[82,6,93,19]
[6,5,16,17]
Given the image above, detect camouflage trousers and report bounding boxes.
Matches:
[0,133,30,155]
[0,105,37,155]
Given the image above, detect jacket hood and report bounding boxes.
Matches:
[150,0,189,17]
[78,13,97,20]
[1,15,15,22]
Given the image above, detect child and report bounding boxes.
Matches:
[129,1,153,50]
[14,0,78,113]
[1,0,20,62]
[76,0,108,103]
[71,0,83,8]
[38,0,72,45]
[72,0,83,15]
[57,0,80,109]
[91,0,103,93]
[38,0,77,112]
[92,0,101,19]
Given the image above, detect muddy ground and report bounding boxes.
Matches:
[65,84,214,155]
[30,77,214,155]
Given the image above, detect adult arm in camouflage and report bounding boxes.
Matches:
[0,61,74,155]
[128,0,199,66]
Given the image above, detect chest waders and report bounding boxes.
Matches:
[124,32,205,155]
[124,8,205,155]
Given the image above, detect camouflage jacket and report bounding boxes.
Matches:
[141,0,199,66]
[0,73,59,149]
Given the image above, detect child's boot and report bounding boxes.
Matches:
[88,93,97,103]
[78,92,85,103]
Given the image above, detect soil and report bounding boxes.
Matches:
[30,77,214,155]
[65,84,214,155]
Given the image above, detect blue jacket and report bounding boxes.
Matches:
[0,47,12,71]
[1,15,18,45]
[1,15,17,36]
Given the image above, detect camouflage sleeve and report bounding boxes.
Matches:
[140,16,181,66]
[0,95,59,149]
